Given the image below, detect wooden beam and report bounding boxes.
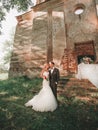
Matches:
[47,9,53,62]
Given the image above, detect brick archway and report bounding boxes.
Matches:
[75,40,96,64]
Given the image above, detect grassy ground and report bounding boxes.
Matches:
[0,73,8,80]
[0,77,98,130]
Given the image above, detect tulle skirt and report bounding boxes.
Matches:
[25,79,58,112]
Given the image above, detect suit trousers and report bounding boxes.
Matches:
[50,82,57,100]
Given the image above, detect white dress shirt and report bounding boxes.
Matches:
[50,67,54,73]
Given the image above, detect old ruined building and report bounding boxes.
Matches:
[9,0,98,78]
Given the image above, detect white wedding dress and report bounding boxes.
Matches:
[25,71,58,112]
[75,63,98,88]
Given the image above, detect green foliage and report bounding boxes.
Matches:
[3,41,13,64]
[1,27,16,72]
[0,0,33,12]
[0,39,14,72]
[0,0,33,32]
[0,77,98,130]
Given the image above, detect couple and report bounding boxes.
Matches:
[25,61,60,112]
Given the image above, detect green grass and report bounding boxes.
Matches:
[0,77,98,130]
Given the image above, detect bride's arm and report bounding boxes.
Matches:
[40,69,46,79]
[40,69,44,78]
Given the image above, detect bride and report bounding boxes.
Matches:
[25,63,58,112]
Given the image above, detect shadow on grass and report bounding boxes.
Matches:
[0,77,98,130]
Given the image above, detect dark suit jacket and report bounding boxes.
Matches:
[49,67,60,99]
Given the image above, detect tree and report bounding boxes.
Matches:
[1,31,14,72]
[0,0,34,33]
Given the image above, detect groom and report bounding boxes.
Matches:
[49,61,60,100]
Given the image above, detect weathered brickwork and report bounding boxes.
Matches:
[9,0,98,78]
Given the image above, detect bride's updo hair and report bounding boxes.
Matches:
[44,63,50,70]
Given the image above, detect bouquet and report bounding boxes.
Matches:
[43,76,49,81]
[81,56,93,64]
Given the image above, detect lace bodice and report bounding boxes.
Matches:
[43,71,49,78]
